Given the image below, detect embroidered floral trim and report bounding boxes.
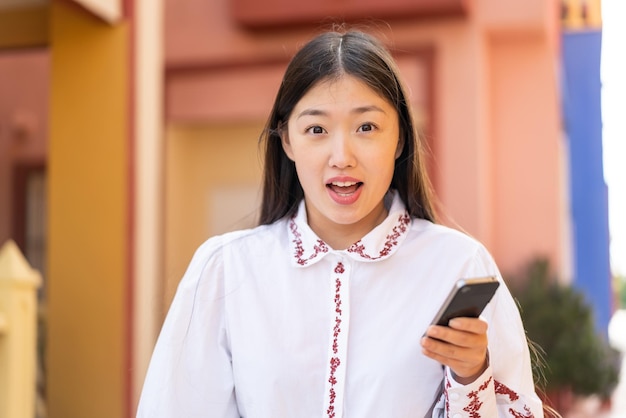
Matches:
[494,380,520,402]
[444,377,534,418]
[445,377,451,415]
[508,406,534,418]
[346,213,410,260]
[463,376,492,418]
[289,219,329,266]
[326,263,344,418]
[495,380,534,418]
[289,211,410,265]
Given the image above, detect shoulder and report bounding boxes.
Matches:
[193,221,285,261]
[409,219,486,253]
[178,221,286,290]
[406,219,499,276]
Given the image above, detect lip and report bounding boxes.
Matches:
[326,176,363,205]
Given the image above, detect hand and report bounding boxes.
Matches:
[421,317,489,384]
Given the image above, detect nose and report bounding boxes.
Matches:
[328,132,356,169]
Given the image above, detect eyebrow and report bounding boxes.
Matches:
[296,105,387,119]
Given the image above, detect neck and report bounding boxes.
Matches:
[308,204,389,250]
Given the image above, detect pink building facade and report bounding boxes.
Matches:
[161,0,567,301]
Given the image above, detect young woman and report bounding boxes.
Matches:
[137,30,544,417]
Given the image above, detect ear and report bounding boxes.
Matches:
[395,135,404,160]
[280,127,295,161]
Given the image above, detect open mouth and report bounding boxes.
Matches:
[327,181,363,196]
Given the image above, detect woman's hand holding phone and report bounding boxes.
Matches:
[420,276,499,384]
[421,317,489,384]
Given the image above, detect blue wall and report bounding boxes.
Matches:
[561,30,612,335]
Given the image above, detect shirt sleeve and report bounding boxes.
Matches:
[431,246,545,418]
[136,237,240,418]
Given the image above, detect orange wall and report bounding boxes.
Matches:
[47,2,129,417]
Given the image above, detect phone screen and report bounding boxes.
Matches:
[430,277,500,327]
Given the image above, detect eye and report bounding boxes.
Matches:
[306,125,326,134]
[357,123,376,132]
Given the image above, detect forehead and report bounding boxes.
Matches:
[293,75,392,112]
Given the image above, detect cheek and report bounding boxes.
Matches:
[292,156,316,179]
[372,145,399,167]
[288,144,311,166]
[289,138,326,165]
[374,150,400,183]
[293,164,322,196]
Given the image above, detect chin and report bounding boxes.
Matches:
[327,209,367,226]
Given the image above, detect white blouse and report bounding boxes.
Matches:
[137,192,544,418]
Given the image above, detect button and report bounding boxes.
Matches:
[449,392,460,401]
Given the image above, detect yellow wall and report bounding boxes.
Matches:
[47,3,128,417]
[163,123,263,313]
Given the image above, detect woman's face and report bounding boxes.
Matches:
[282,75,402,248]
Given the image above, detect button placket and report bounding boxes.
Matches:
[322,258,351,418]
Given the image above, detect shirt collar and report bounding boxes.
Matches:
[287,190,412,267]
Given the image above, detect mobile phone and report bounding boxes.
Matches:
[429,276,500,327]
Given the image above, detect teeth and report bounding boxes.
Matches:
[331,181,357,187]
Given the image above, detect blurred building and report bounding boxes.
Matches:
[560,0,611,335]
[0,0,609,417]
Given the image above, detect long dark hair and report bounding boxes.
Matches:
[258,29,436,225]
